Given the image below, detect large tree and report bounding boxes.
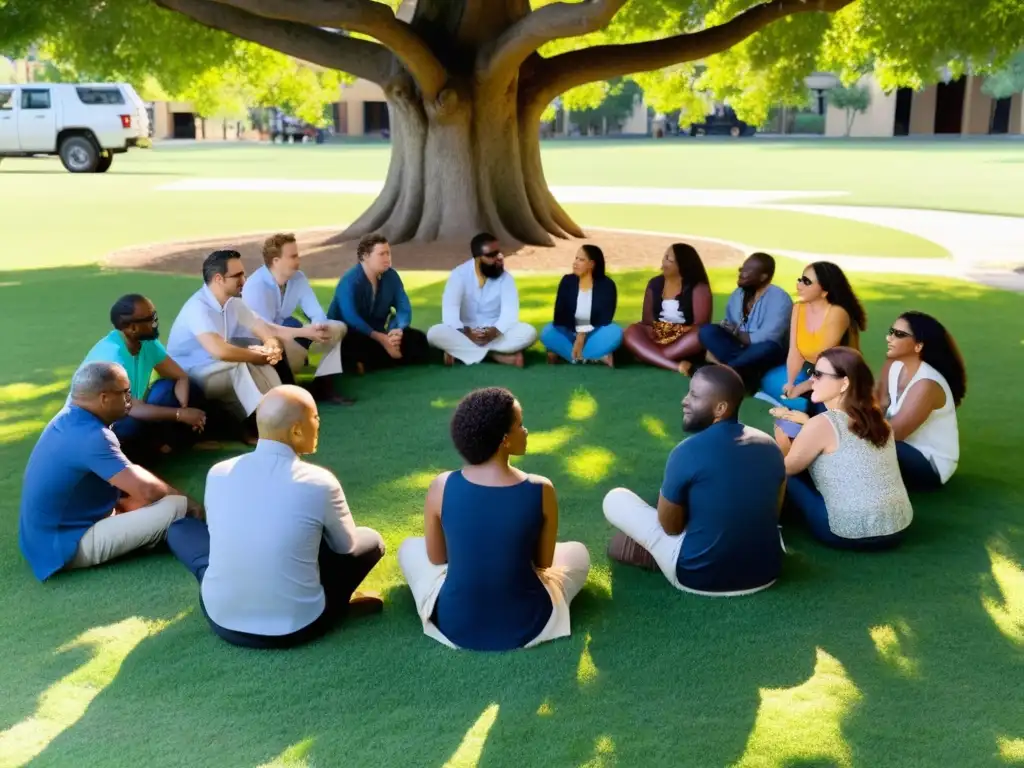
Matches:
[2,0,1022,245]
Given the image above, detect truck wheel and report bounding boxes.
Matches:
[59,136,99,173]
[96,155,113,173]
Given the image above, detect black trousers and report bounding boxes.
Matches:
[167,517,385,649]
[341,327,431,372]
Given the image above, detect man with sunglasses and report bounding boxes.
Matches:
[20,361,199,581]
[167,250,294,438]
[77,294,208,462]
[426,233,538,367]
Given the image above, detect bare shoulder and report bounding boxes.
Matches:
[427,470,454,495]
[526,472,554,489]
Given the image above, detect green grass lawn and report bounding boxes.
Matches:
[9,136,1022,270]
[2,255,1023,767]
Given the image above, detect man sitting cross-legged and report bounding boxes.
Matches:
[426,232,538,367]
[167,249,295,441]
[328,233,431,373]
[76,293,210,463]
[242,233,353,405]
[166,385,386,649]
[603,365,786,596]
[19,362,197,582]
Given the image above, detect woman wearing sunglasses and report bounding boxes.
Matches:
[770,347,912,550]
[877,312,966,491]
[758,262,867,413]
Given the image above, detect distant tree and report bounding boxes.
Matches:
[569,78,644,134]
[828,82,871,135]
[983,51,1024,100]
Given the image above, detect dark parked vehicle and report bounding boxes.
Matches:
[689,106,756,137]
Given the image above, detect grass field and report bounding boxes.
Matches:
[9,136,1024,270]
[1,139,1023,768]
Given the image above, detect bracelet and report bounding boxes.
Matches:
[175,409,181,421]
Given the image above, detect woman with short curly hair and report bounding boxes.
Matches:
[398,387,591,651]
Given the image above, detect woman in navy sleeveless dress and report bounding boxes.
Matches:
[398,387,591,651]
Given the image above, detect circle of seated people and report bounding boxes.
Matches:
[17,231,967,650]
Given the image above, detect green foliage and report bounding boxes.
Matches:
[983,50,1024,100]
[828,82,871,135]
[566,78,643,133]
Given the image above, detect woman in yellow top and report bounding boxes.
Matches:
[759,261,867,414]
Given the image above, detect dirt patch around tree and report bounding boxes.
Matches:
[102,227,746,278]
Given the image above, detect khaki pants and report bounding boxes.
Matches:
[192,357,282,419]
[67,495,188,570]
[426,322,538,365]
[282,319,347,377]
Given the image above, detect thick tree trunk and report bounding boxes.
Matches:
[339,77,580,246]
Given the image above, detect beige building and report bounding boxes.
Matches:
[335,79,389,136]
[825,73,1024,137]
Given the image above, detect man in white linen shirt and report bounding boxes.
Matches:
[426,232,538,367]
[167,249,295,437]
[166,385,385,649]
[242,233,353,405]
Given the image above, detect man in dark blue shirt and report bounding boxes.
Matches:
[328,234,431,373]
[603,364,785,595]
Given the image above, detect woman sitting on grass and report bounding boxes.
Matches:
[759,261,866,413]
[622,243,713,374]
[398,387,591,651]
[877,311,966,491]
[540,245,622,366]
[771,347,912,551]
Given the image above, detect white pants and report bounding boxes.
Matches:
[426,322,538,365]
[602,488,775,597]
[398,537,590,649]
[192,358,281,419]
[282,320,347,377]
[68,495,188,570]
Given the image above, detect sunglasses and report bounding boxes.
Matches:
[887,327,913,339]
[797,276,815,286]
[810,368,843,380]
[131,313,158,324]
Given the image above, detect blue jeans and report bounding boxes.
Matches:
[540,323,623,362]
[698,325,786,385]
[896,441,943,492]
[785,472,904,551]
[760,363,820,413]
[112,378,206,461]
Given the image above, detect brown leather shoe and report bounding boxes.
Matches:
[607,532,658,571]
[346,591,384,620]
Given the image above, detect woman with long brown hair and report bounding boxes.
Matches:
[622,243,712,373]
[770,346,912,550]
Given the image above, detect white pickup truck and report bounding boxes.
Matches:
[0,82,151,172]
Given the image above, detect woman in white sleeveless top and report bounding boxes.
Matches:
[877,312,966,491]
[770,346,912,550]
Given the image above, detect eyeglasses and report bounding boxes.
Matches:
[887,327,913,339]
[810,369,842,380]
[106,386,132,401]
[797,276,814,286]
[131,313,158,324]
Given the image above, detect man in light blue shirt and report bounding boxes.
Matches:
[166,385,384,649]
[426,232,538,366]
[78,294,208,461]
[698,252,792,389]
[242,233,352,404]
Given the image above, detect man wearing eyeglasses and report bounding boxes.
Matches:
[76,294,209,462]
[167,249,294,438]
[426,232,538,367]
[19,361,200,581]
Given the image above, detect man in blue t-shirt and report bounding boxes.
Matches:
[20,361,194,582]
[78,294,208,461]
[603,364,785,595]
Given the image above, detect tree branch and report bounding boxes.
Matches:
[480,0,628,81]
[525,0,855,107]
[154,0,396,85]
[205,0,448,100]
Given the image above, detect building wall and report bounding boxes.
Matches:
[337,79,387,136]
[1011,93,1024,134]
[908,86,938,135]
[824,75,896,137]
[619,97,649,135]
[961,75,994,135]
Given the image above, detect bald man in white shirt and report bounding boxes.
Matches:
[426,233,538,367]
[166,385,385,649]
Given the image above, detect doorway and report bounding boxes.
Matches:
[934,77,966,134]
[893,88,913,136]
[991,97,1012,134]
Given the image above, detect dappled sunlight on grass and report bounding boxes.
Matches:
[0,615,181,768]
[431,397,461,409]
[640,414,671,441]
[982,544,1024,646]
[869,622,920,678]
[256,738,316,768]
[566,446,616,484]
[526,425,579,455]
[567,388,598,421]
[0,380,70,405]
[536,699,555,717]
[579,735,616,768]
[443,703,500,768]
[732,648,861,768]
[997,736,1024,763]
[576,633,598,686]
[0,419,50,446]
[587,564,613,598]
[388,470,440,493]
